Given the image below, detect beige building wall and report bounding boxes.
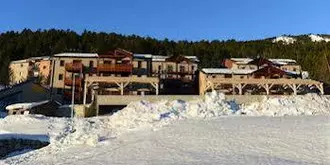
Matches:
[132,60,147,69]
[37,60,51,79]
[52,57,98,93]
[9,61,30,84]
[280,65,301,73]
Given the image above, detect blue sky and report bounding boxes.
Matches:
[0,0,329,41]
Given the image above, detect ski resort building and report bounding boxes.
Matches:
[9,56,51,85]
[49,49,199,104]
[199,57,323,95]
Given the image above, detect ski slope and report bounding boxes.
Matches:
[1,92,330,165]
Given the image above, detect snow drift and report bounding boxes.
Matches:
[1,91,330,164]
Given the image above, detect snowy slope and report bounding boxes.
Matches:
[309,34,330,42]
[1,92,330,164]
[272,36,296,44]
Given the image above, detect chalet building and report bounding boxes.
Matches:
[9,56,51,85]
[50,49,134,103]
[132,54,199,94]
[200,57,323,95]
[222,57,302,74]
[48,49,200,103]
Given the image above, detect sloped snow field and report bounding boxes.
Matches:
[0,92,330,165]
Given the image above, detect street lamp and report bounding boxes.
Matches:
[71,73,79,118]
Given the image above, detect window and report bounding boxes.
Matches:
[57,88,63,94]
[180,66,185,73]
[191,65,195,72]
[138,61,142,69]
[224,74,232,78]
[293,68,297,71]
[89,61,94,67]
[20,63,24,67]
[58,74,63,80]
[104,60,111,64]
[60,60,65,66]
[167,65,173,72]
[158,65,162,73]
[43,66,46,69]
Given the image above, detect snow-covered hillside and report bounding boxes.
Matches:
[272,36,296,44]
[1,92,330,165]
[309,34,330,42]
[272,34,330,44]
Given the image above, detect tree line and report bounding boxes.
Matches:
[0,29,329,84]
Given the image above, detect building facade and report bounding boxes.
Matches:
[9,57,51,85]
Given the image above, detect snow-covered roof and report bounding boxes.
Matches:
[10,59,30,64]
[54,53,99,58]
[229,58,297,65]
[230,58,253,64]
[184,56,199,62]
[28,56,51,61]
[269,59,297,65]
[151,55,168,62]
[202,68,256,75]
[5,100,49,111]
[133,54,153,59]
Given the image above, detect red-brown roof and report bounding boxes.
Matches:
[165,55,192,63]
[248,57,274,66]
[252,66,287,77]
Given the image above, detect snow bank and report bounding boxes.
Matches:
[1,92,330,163]
[239,94,330,116]
[5,100,49,111]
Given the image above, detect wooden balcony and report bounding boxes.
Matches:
[65,63,83,72]
[97,64,133,73]
[64,91,81,100]
[64,77,82,87]
[166,71,195,75]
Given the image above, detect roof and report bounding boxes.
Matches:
[53,53,99,58]
[165,55,192,63]
[202,68,256,75]
[152,55,168,62]
[252,66,287,77]
[133,54,153,59]
[248,57,275,66]
[28,56,51,60]
[10,59,30,64]
[230,58,297,65]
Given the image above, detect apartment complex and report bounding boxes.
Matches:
[199,57,322,95]
[9,56,51,85]
[223,57,302,74]
[49,49,199,102]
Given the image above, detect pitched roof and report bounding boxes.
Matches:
[202,68,255,75]
[248,57,275,66]
[53,53,99,58]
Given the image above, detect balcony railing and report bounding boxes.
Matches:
[97,64,133,73]
[65,63,83,72]
[152,70,195,75]
[64,91,81,100]
[64,77,82,87]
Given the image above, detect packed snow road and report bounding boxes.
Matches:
[0,92,330,164]
[4,116,329,165]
